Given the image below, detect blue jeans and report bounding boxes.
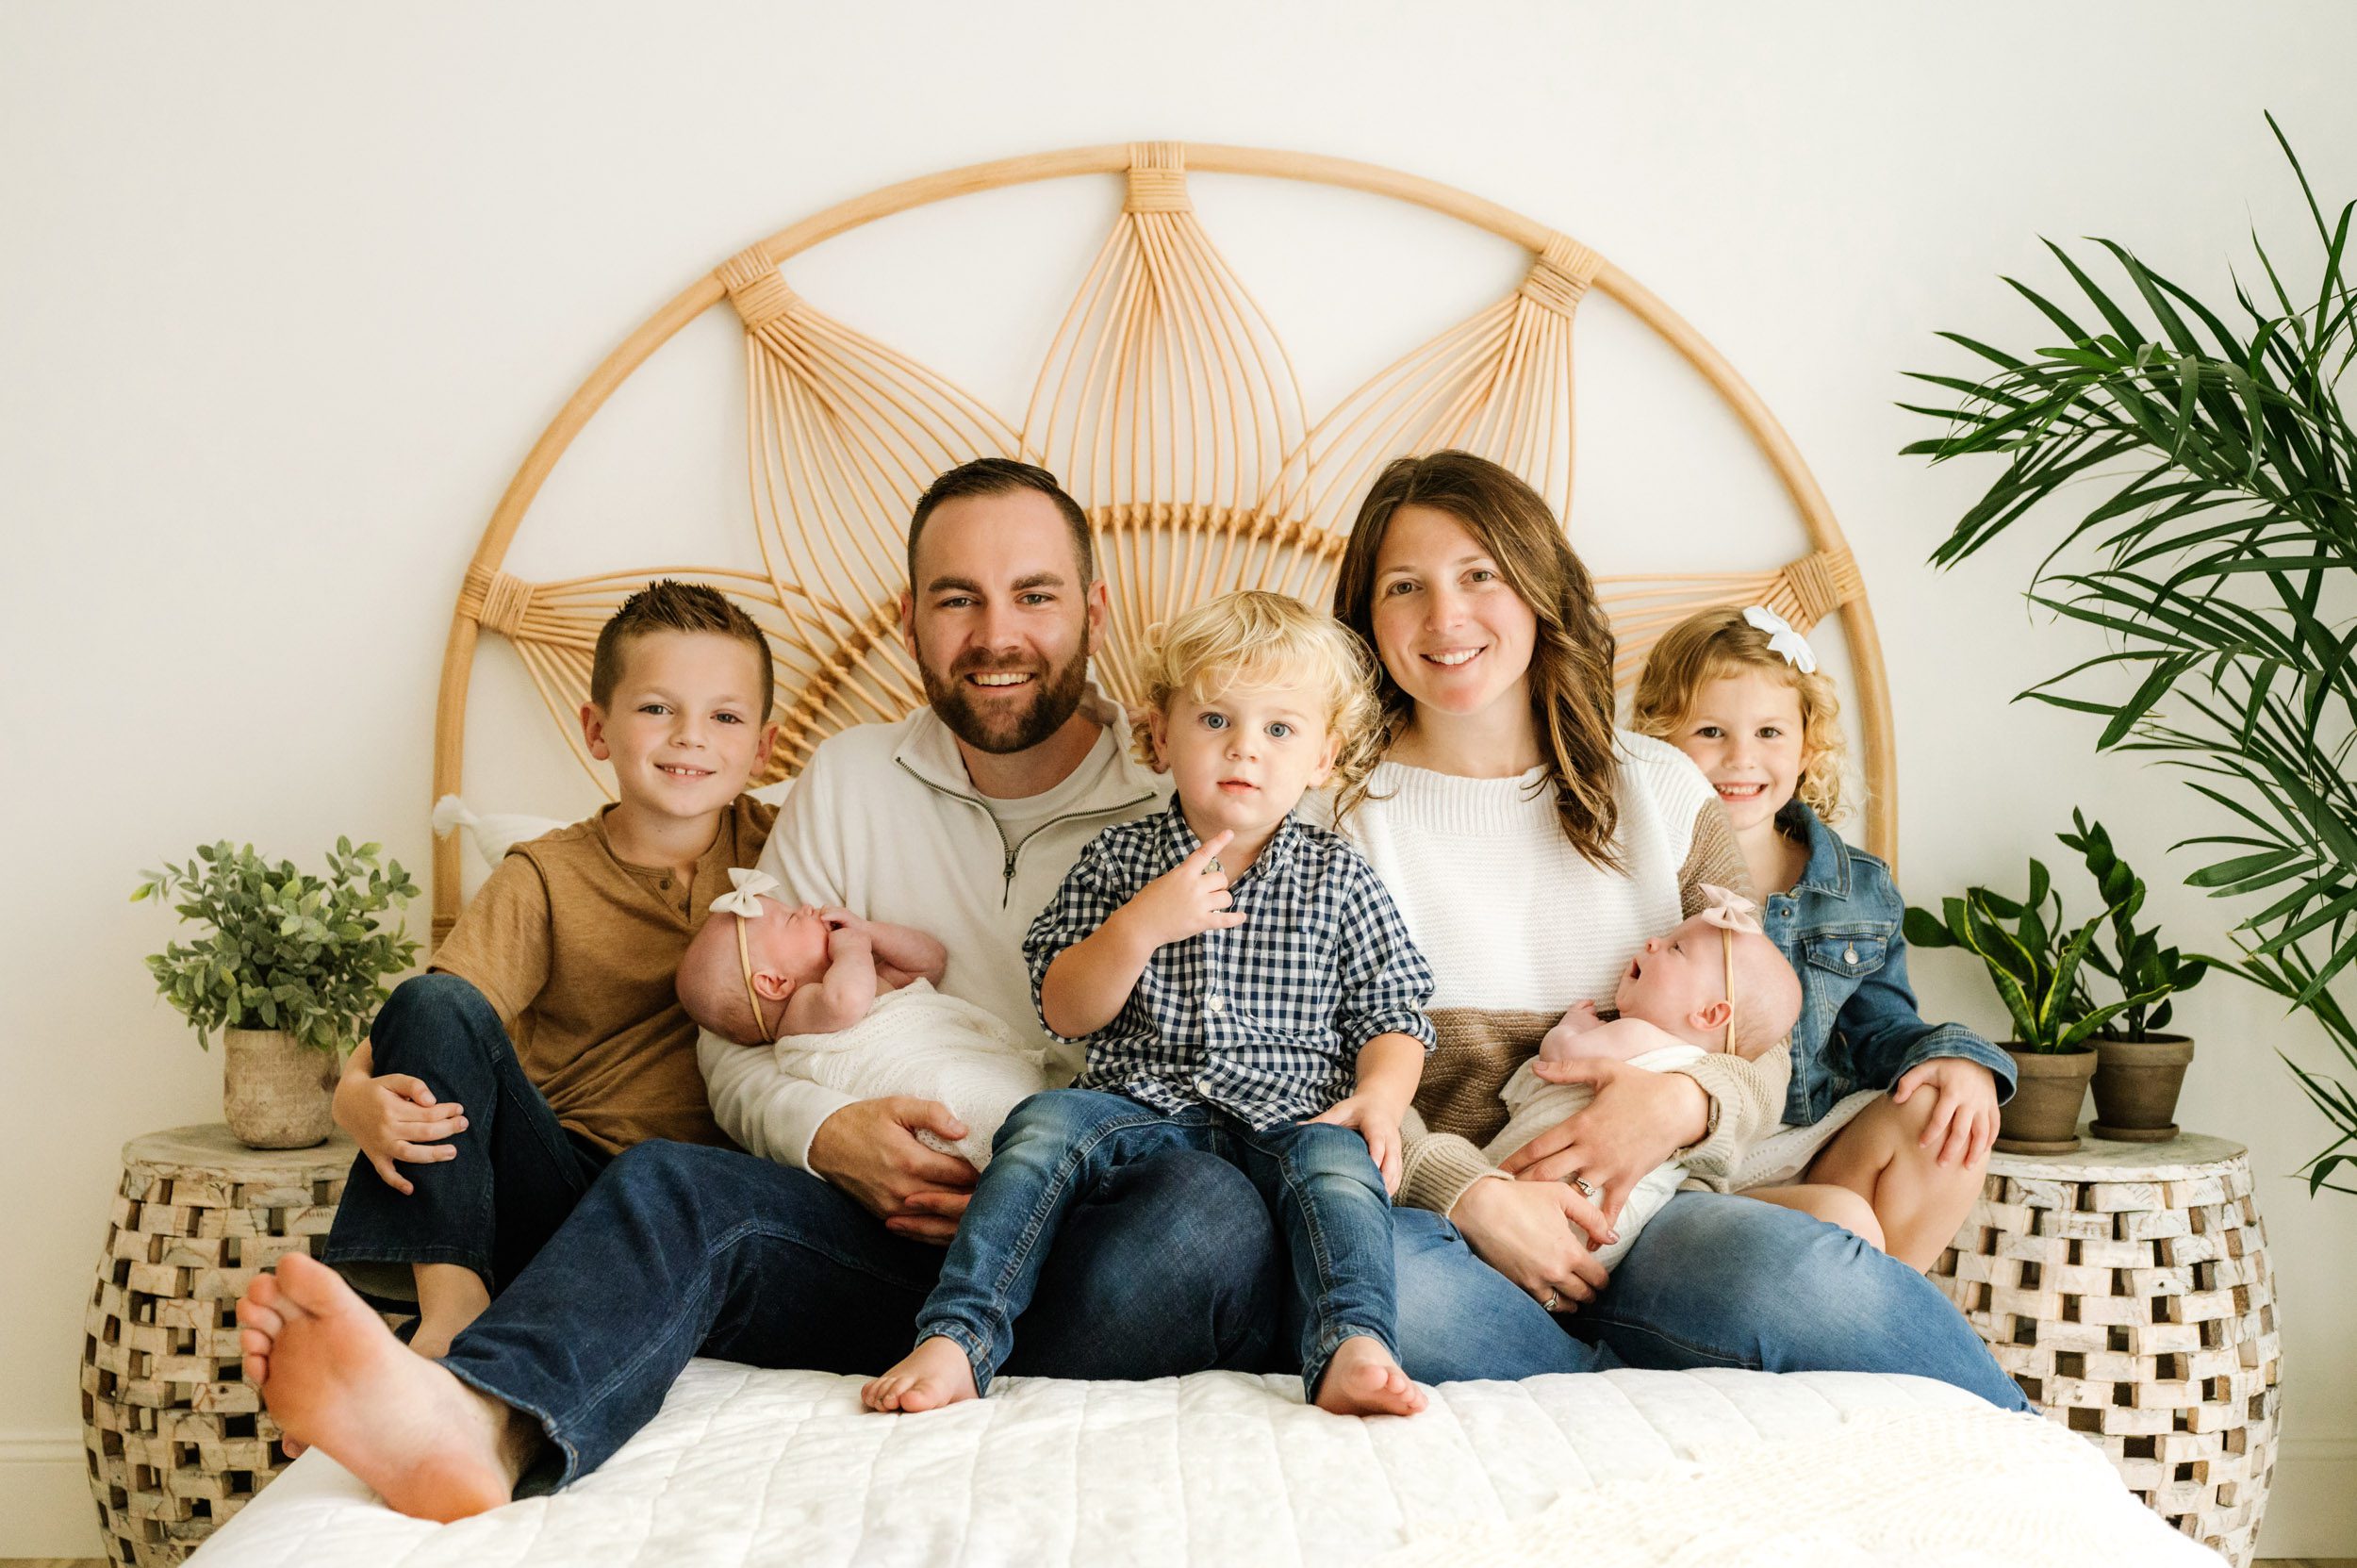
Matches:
[321,974,609,1304]
[1384,1194,2023,1408]
[439,1138,1287,1486]
[919,1090,1395,1398]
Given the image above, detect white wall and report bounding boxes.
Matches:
[6,0,2353,1554]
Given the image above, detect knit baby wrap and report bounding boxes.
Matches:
[1482,1043,1706,1268]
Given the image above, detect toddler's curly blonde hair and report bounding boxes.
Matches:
[1130,590,1384,798]
[1630,605,1850,824]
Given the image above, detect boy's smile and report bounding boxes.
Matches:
[582,630,776,831]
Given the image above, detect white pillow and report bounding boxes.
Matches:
[435,778,795,891]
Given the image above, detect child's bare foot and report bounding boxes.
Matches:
[861,1335,979,1412]
[235,1253,532,1522]
[1313,1336,1426,1417]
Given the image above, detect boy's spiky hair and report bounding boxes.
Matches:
[590,580,775,719]
[1131,590,1383,797]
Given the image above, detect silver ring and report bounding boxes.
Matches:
[1571,1176,1598,1201]
[1542,1291,1560,1312]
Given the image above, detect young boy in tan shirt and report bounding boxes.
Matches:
[321,581,779,1356]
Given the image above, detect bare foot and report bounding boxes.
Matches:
[861,1335,979,1412]
[236,1253,532,1522]
[1312,1336,1426,1417]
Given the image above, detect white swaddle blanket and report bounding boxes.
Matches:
[701,980,1050,1170]
[1483,1042,1706,1269]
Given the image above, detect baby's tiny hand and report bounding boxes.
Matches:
[1310,1094,1404,1196]
[1537,1000,1603,1064]
[827,924,873,965]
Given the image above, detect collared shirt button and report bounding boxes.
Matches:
[1203,993,1227,1015]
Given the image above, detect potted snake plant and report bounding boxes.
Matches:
[134,839,419,1147]
[1905,828,2166,1153]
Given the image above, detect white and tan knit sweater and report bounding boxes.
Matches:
[1326,733,1792,1214]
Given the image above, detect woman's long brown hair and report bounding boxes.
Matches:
[1330,451,1624,869]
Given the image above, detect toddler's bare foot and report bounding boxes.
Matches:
[1313,1336,1426,1417]
[235,1253,531,1522]
[862,1335,979,1412]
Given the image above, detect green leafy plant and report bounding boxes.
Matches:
[2058,809,2211,1040]
[1903,115,2357,1196]
[133,838,420,1054]
[1905,852,2138,1052]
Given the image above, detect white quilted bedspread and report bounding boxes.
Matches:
[190,1362,2212,1568]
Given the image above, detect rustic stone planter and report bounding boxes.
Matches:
[222,1029,338,1149]
[1993,1045,2096,1154]
[2089,1034,2194,1142]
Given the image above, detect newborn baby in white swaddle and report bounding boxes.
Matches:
[680,869,1048,1169]
[1485,886,1801,1267]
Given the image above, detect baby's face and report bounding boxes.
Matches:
[1612,913,1732,1034]
[744,898,833,986]
[1151,682,1341,843]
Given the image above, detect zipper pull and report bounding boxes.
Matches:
[1001,847,1018,908]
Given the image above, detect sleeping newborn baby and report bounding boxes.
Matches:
[1485,885,1801,1267]
[680,869,1049,1169]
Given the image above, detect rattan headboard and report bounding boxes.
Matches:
[432,141,1893,944]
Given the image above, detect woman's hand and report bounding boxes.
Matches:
[1497,1058,1710,1225]
[1893,1057,2002,1167]
[1448,1176,1615,1312]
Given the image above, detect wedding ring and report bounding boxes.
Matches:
[1542,1291,1560,1312]
[1571,1176,1598,1201]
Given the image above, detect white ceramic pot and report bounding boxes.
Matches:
[223,1028,338,1148]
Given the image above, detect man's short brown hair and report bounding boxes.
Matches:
[589,580,774,718]
[905,458,1094,587]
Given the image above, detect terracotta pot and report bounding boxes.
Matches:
[223,1028,338,1148]
[2089,1033,2195,1143]
[1993,1045,2096,1155]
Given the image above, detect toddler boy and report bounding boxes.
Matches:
[864,590,1435,1420]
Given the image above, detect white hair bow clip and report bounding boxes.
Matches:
[710,867,781,919]
[1741,605,1819,675]
[1696,883,1763,936]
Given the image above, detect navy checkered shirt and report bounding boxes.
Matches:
[1023,795,1437,1130]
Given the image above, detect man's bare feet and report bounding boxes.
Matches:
[861,1335,979,1412]
[1312,1336,1426,1417]
[235,1253,535,1522]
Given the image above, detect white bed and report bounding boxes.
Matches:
[190,1361,2209,1567]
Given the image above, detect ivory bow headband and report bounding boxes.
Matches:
[711,868,782,1042]
[1741,605,1819,675]
[1696,883,1761,1050]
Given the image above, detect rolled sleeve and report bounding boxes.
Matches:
[1838,924,2019,1104]
[1330,862,1438,1053]
[1023,837,1130,1037]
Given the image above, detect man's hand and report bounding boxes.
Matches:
[333,1070,467,1197]
[1448,1176,1615,1311]
[1893,1057,2002,1167]
[1497,1057,1710,1226]
[1110,831,1244,950]
[808,1097,980,1245]
[1309,1094,1406,1194]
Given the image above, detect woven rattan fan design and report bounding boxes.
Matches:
[433,142,1894,942]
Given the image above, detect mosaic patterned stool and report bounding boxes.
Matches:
[1930,1129,2280,1567]
[80,1125,365,1565]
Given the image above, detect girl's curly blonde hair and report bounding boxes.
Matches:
[1130,590,1384,798]
[1630,605,1850,824]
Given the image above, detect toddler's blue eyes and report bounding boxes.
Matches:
[1268,722,1294,739]
[1200,713,1228,730]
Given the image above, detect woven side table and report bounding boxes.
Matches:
[1930,1129,2280,1567]
[81,1125,362,1565]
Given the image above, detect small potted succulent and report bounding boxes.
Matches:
[134,838,420,1147]
[1904,817,2184,1153]
[2057,812,2208,1141]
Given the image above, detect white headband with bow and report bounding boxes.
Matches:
[711,867,781,919]
[1695,883,1760,1050]
[1742,605,1819,675]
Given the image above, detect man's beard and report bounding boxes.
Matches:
[919,643,1093,755]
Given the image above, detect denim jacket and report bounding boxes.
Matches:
[1763,802,2017,1127]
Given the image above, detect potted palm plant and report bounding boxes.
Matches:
[1905,115,2356,1196]
[134,838,420,1147]
[2059,811,2211,1139]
